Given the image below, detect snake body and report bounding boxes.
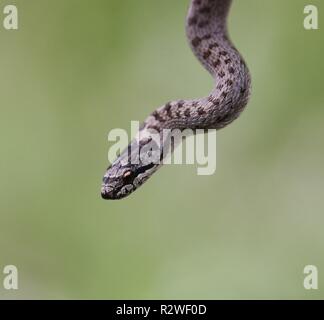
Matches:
[101,0,251,200]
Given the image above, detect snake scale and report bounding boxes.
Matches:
[101,0,251,200]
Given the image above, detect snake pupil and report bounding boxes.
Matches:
[123,171,134,183]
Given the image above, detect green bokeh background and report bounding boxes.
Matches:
[0,0,323,299]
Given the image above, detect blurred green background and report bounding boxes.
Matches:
[0,0,323,299]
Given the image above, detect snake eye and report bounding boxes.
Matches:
[123,170,134,183]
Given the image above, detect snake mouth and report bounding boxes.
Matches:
[101,184,134,200]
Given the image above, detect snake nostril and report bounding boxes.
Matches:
[101,191,110,200]
[101,189,115,200]
[101,184,115,199]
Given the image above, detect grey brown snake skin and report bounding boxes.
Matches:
[101,0,251,200]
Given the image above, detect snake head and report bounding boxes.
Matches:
[101,144,159,200]
[101,165,136,200]
[101,162,158,200]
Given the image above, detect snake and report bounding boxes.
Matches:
[101,0,251,200]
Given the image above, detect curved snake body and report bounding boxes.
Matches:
[102,0,251,200]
